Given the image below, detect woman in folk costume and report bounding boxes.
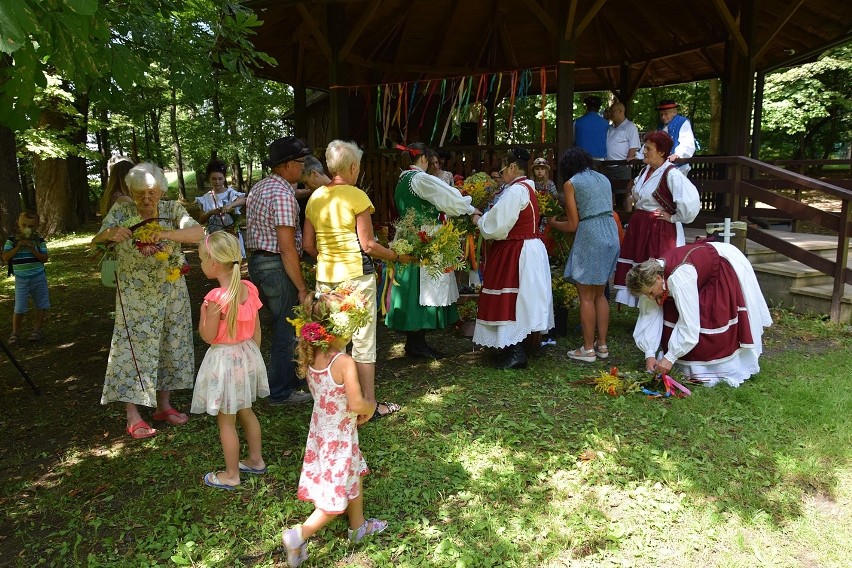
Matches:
[385,143,479,358]
[613,131,701,307]
[471,147,554,370]
[626,241,772,387]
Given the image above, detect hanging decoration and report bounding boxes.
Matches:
[540,67,547,143]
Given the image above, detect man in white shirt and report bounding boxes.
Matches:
[605,102,641,181]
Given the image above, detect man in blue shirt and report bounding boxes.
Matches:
[574,95,609,159]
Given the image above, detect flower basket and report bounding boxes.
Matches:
[458,320,476,337]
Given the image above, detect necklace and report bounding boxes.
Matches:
[656,282,669,306]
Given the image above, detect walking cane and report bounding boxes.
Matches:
[0,338,41,395]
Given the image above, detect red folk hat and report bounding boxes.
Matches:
[656,99,679,111]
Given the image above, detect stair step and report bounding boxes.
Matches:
[752,259,831,279]
[790,283,852,303]
[788,283,852,323]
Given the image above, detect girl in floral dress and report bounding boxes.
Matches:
[192,232,269,489]
[281,286,387,567]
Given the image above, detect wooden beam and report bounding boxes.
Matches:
[575,0,607,38]
[497,18,520,69]
[344,53,490,77]
[564,0,578,40]
[296,3,332,61]
[753,0,805,61]
[628,59,652,96]
[699,46,724,76]
[434,0,467,66]
[711,0,748,56]
[338,0,382,61]
[519,0,557,38]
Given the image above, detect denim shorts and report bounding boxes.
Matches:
[14,273,51,314]
[15,272,50,314]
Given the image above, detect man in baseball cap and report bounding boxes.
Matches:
[246,136,314,406]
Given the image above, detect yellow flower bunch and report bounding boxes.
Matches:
[551,276,578,308]
[133,221,164,243]
[536,191,560,218]
[592,369,645,396]
[420,219,466,279]
[460,172,497,212]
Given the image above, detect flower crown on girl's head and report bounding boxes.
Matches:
[288,283,371,351]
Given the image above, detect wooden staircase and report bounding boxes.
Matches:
[684,228,852,323]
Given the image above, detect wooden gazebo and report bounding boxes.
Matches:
[246,0,852,159]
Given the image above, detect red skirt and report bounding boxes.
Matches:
[478,239,523,324]
[614,210,677,287]
[662,258,754,362]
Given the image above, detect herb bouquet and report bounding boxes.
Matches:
[389,209,466,279]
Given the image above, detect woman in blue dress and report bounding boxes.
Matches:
[549,148,620,362]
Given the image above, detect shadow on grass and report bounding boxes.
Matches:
[2,234,851,566]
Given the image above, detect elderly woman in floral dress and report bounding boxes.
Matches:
[92,163,205,439]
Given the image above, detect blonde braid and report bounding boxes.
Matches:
[201,232,243,338]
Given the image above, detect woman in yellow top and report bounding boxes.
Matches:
[303,140,411,421]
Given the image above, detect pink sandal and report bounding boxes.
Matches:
[152,408,188,425]
[126,420,157,439]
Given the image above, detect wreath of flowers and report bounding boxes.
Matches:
[389,209,466,279]
[93,216,189,283]
[287,283,372,351]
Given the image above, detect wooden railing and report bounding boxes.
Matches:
[662,156,852,322]
[361,147,852,322]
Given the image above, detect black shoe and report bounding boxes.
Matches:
[497,343,527,370]
[405,345,444,359]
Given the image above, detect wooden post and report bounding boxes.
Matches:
[328,9,349,140]
[719,2,756,158]
[750,70,765,161]
[556,37,576,184]
[619,62,631,116]
[294,84,307,141]
[830,200,850,322]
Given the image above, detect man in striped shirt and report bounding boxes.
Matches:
[3,211,50,343]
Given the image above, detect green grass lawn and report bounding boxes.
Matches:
[1,233,851,567]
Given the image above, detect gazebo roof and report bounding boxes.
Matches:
[246,0,852,91]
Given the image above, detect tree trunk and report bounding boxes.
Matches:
[708,78,722,154]
[98,107,111,193]
[19,156,35,210]
[68,91,91,223]
[33,109,78,235]
[130,127,140,163]
[233,153,244,190]
[143,117,152,162]
[149,107,164,167]
[0,126,22,239]
[169,86,187,200]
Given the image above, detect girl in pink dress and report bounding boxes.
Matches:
[281,285,387,567]
[192,232,269,490]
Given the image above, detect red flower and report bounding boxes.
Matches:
[303,449,317,464]
[418,231,429,243]
[301,322,329,343]
[180,262,190,275]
